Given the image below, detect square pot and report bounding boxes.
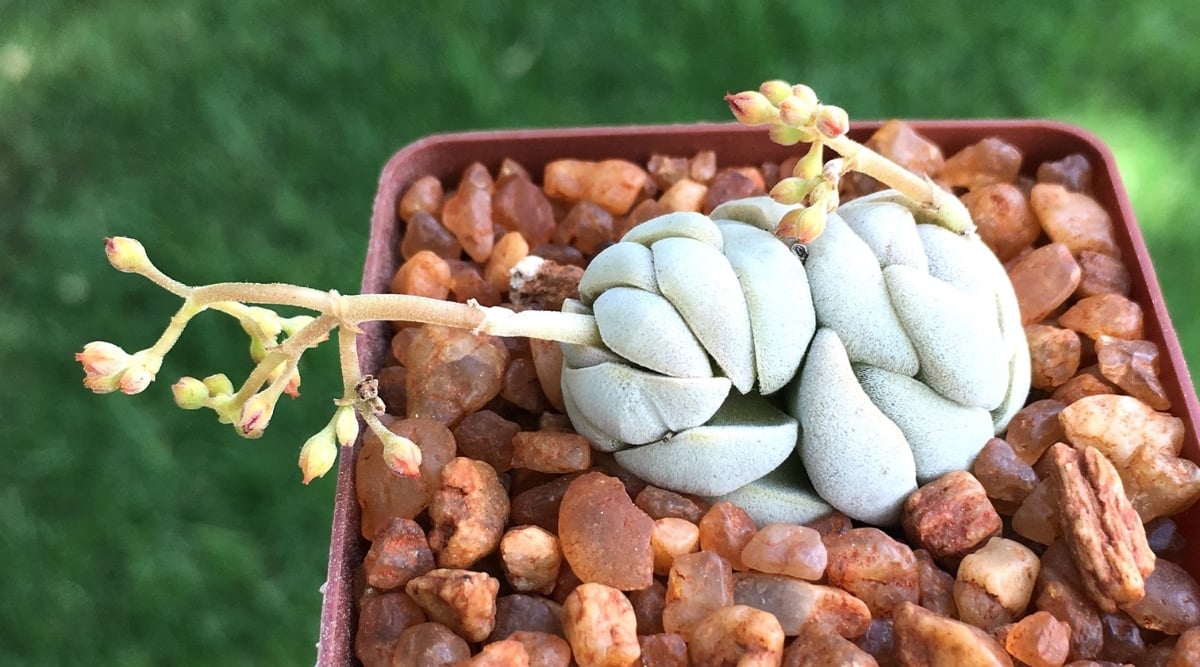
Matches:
[318,121,1200,665]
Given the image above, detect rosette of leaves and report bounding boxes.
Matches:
[560,193,1030,525]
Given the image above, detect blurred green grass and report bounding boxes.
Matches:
[2,1,1197,664]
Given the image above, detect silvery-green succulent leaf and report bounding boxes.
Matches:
[884,264,1008,410]
[592,286,713,378]
[651,236,755,392]
[717,221,813,394]
[805,213,920,376]
[578,242,658,304]
[789,327,918,525]
[703,454,834,527]
[560,382,623,452]
[836,200,929,272]
[621,210,724,249]
[613,393,796,496]
[709,195,802,233]
[561,362,730,445]
[854,364,993,483]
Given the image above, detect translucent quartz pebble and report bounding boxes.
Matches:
[543,158,649,216]
[912,549,957,618]
[885,264,1007,410]
[1058,293,1144,340]
[355,591,427,667]
[441,168,494,263]
[1003,611,1071,667]
[499,525,562,595]
[635,486,705,523]
[494,172,556,247]
[637,633,688,667]
[961,183,1041,262]
[591,286,712,378]
[557,472,654,591]
[650,517,700,576]
[1007,242,1082,324]
[893,601,1012,666]
[824,527,920,619]
[483,231,529,292]
[392,250,452,300]
[834,199,929,271]
[613,392,797,496]
[556,200,615,255]
[362,517,434,590]
[1010,479,1061,546]
[561,583,642,667]
[790,328,917,525]
[716,220,813,394]
[647,154,690,189]
[1120,560,1200,635]
[658,177,708,213]
[452,410,518,473]
[560,362,730,446]
[400,210,461,261]
[854,364,993,483]
[1051,367,1119,405]
[404,569,500,643]
[1005,399,1066,465]
[902,471,1002,563]
[1076,250,1131,298]
[704,455,834,527]
[972,438,1038,509]
[662,551,735,640]
[1096,335,1170,410]
[696,502,757,571]
[490,594,564,640]
[356,417,456,540]
[953,537,1040,630]
[1037,152,1093,193]
[507,631,571,667]
[704,170,759,213]
[940,136,1023,189]
[733,572,871,638]
[739,523,827,581]
[405,325,508,427]
[783,625,878,667]
[1031,183,1120,258]
[650,235,754,391]
[397,174,444,223]
[577,242,658,303]
[629,581,667,635]
[687,605,784,666]
[390,622,470,667]
[804,212,919,375]
[428,457,509,569]
[511,431,592,474]
[1026,324,1082,391]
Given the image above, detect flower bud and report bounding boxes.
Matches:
[725,91,779,126]
[378,429,422,477]
[172,376,209,409]
[334,406,360,447]
[83,373,122,394]
[203,373,235,397]
[117,365,154,395]
[758,79,793,105]
[767,124,810,147]
[76,341,130,378]
[769,177,813,205]
[793,141,825,180]
[298,427,338,485]
[237,392,277,438]
[777,206,827,244]
[815,105,850,139]
[778,94,817,128]
[243,307,283,342]
[790,84,819,107]
[104,237,151,273]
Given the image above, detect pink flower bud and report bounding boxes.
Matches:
[758,79,793,105]
[724,91,779,126]
[172,376,210,410]
[75,341,130,378]
[790,84,819,107]
[815,105,850,139]
[117,365,154,395]
[237,393,276,438]
[777,206,827,244]
[104,237,151,273]
[778,94,816,127]
[380,430,422,477]
[298,428,338,485]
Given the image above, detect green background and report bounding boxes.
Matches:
[3,2,1197,664]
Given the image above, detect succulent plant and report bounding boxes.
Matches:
[560,192,1029,526]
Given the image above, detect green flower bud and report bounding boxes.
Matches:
[334,406,360,447]
[758,79,792,105]
[104,237,151,274]
[172,376,209,410]
[202,373,235,397]
[298,425,338,485]
[769,177,813,205]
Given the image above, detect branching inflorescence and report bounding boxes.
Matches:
[76,81,974,485]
